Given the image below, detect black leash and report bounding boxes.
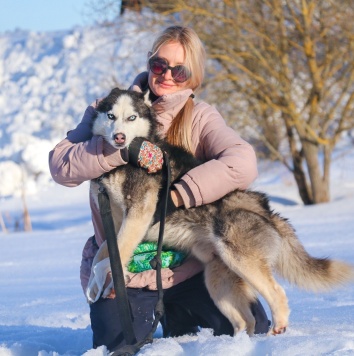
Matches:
[97,151,171,356]
[98,188,137,349]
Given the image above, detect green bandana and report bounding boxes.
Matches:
[127,242,186,273]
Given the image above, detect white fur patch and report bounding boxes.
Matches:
[92,94,152,148]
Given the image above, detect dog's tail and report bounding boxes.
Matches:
[272,213,354,292]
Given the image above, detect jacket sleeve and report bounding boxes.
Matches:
[174,103,258,208]
[80,235,99,293]
[49,106,128,187]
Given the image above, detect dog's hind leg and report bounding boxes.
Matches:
[244,264,289,335]
[220,249,290,335]
[213,211,290,335]
[204,257,258,336]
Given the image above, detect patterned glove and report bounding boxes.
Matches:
[128,137,164,173]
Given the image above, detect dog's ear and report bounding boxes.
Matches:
[110,87,121,96]
[96,87,122,113]
[143,90,152,107]
[96,99,110,113]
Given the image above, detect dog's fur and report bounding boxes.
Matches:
[88,88,354,335]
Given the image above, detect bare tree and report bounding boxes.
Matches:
[0,211,8,233]
[88,0,354,204]
[19,167,33,232]
[21,187,32,232]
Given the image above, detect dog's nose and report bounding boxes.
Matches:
[113,133,126,144]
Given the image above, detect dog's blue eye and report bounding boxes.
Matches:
[107,113,115,120]
[128,115,137,121]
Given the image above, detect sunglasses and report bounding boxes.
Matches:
[148,57,191,83]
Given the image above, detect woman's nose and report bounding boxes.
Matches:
[162,68,173,80]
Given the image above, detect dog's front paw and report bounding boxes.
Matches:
[86,257,112,303]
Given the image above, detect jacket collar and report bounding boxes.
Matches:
[130,72,194,133]
[152,89,194,127]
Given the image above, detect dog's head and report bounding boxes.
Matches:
[92,88,158,149]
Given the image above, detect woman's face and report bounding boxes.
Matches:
[148,42,190,97]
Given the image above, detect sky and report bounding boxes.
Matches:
[0,0,94,32]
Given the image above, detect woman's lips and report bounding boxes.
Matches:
[157,81,174,88]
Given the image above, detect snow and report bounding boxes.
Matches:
[1,15,354,356]
[1,153,354,356]
[0,14,152,198]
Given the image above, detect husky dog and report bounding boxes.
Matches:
[88,88,354,336]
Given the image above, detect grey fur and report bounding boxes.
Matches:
[89,88,354,335]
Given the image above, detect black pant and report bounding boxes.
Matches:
[90,272,269,351]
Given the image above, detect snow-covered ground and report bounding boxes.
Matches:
[1,14,354,356]
[1,145,354,355]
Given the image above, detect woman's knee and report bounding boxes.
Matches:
[89,289,158,350]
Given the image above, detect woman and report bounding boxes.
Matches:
[49,26,269,352]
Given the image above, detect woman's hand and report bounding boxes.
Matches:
[90,98,102,109]
[171,189,184,207]
[128,138,164,173]
[102,268,175,298]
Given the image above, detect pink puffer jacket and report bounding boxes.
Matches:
[49,77,258,293]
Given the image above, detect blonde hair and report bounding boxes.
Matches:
[149,26,206,153]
